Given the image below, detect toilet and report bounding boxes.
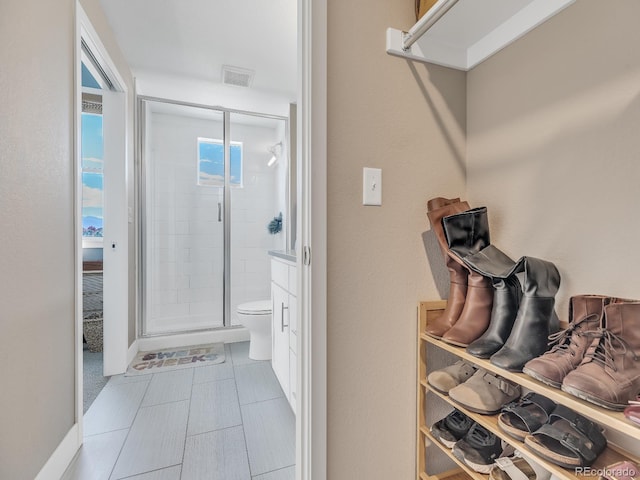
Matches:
[236,300,272,360]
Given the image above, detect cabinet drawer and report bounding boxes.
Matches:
[271,259,288,290]
[288,265,297,296]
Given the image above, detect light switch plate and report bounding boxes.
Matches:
[363,167,382,206]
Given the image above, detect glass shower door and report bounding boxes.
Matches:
[142,100,226,335]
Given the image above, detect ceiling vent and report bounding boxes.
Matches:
[221,65,255,88]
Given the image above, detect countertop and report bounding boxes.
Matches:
[268,249,297,263]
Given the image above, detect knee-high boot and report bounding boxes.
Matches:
[440,207,494,347]
[425,197,470,338]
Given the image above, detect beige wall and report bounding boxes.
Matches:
[326,0,467,477]
[0,1,75,478]
[467,0,640,323]
[0,1,134,477]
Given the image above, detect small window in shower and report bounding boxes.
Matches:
[197,137,243,187]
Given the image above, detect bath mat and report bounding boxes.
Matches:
[125,343,225,376]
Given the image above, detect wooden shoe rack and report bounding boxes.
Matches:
[417,301,640,480]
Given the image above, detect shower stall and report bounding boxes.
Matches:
[138,97,289,336]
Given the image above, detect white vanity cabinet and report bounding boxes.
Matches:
[270,255,297,413]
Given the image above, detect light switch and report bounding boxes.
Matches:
[363,167,382,206]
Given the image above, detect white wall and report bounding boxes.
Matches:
[144,110,284,333]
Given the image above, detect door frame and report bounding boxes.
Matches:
[297,0,327,479]
[74,2,130,436]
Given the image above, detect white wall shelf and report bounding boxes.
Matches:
[386,0,575,71]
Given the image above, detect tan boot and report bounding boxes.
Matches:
[522,295,610,388]
[562,301,640,410]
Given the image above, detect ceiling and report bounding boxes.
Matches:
[99,0,297,98]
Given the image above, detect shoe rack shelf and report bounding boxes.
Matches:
[417,301,640,480]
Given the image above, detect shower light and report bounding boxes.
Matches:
[267,141,282,167]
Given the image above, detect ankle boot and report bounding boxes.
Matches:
[522,295,610,388]
[490,257,561,372]
[467,276,522,359]
[562,302,640,410]
[440,208,494,347]
[425,197,471,338]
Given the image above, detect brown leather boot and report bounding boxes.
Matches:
[441,270,494,347]
[562,301,640,410]
[425,254,468,338]
[522,295,610,388]
[439,207,494,347]
[425,197,471,338]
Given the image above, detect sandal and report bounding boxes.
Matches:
[490,451,551,480]
[498,393,556,441]
[524,404,607,468]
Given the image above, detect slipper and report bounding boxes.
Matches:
[498,393,556,441]
[524,404,606,468]
[624,405,640,426]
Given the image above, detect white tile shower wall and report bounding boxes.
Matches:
[230,119,285,324]
[146,112,284,333]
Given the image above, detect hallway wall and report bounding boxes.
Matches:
[0,1,134,477]
[467,0,640,335]
[0,1,76,478]
[326,0,467,478]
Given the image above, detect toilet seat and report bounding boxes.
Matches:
[237,300,271,315]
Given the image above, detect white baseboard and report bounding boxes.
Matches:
[127,339,139,366]
[136,327,250,352]
[35,424,81,480]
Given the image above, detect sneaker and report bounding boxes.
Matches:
[453,423,503,473]
[431,409,473,448]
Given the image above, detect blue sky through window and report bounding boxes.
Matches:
[198,138,243,187]
[82,112,104,236]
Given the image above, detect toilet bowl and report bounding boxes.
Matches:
[236,300,272,360]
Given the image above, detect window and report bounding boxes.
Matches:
[197,138,243,187]
[81,97,104,238]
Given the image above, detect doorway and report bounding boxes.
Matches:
[76,5,130,419]
[138,97,289,337]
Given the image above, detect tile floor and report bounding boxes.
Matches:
[62,342,295,480]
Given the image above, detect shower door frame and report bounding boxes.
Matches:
[137,95,289,337]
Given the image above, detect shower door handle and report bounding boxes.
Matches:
[281,302,289,332]
[217,202,222,222]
